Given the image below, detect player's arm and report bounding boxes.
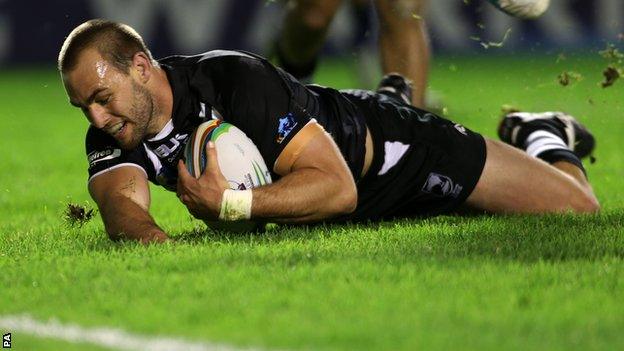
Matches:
[89,166,169,243]
[177,121,357,223]
[252,121,357,222]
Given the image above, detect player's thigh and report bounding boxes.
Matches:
[289,0,344,29]
[465,138,598,214]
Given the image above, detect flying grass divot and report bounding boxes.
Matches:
[63,203,96,228]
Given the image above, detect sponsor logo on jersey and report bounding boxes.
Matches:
[153,133,188,161]
[378,141,410,176]
[422,172,463,198]
[87,148,121,167]
[276,112,298,143]
[454,123,467,136]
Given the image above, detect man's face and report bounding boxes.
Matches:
[62,48,155,150]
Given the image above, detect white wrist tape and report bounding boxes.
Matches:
[219,189,252,221]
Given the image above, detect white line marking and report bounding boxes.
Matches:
[0,314,264,351]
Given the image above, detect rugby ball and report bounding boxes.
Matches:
[183,119,272,232]
[487,0,550,19]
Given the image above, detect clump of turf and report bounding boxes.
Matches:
[64,203,96,227]
[601,65,620,88]
[599,44,623,88]
[557,71,583,87]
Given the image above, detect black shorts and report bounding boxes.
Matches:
[343,92,487,221]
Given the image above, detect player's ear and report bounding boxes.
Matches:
[131,51,152,84]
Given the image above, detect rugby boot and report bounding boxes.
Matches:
[498,111,595,159]
[376,73,413,105]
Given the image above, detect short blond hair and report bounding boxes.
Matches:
[58,19,156,73]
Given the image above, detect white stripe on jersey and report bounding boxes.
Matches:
[143,144,164,178]
[87,163,148,185]
[147,119,175,142]
[197,50,255,62]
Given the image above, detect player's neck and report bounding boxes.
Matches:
[146,66,174,138]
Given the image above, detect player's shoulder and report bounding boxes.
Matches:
[84,126,121,172]
[84,125,151,178]
[85,125,115,148]
[158,50,264,68]
[85,126,143,159]
[167,50,284,91]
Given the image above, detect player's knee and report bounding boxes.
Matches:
[377,0,425,22]
[377,7,425,34]
[571,192,600,214]
[299,7,336,32]
[562,187,600,214]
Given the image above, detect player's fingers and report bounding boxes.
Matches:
[177,159,194,190]
[204,141,219,175]
[178,193,190,204]
[177,159,192,179]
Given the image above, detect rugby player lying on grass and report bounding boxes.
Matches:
[58,20,599,244]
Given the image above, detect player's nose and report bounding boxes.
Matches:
[86,104,110,129]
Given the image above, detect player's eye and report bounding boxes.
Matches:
[97,96,111,105]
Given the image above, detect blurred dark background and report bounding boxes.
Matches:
[0,0,621,67]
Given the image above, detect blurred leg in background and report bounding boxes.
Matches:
[374,0,429,107]
[274,0,430,108]
[274,0,343,80]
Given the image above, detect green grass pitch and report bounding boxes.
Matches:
[1,54,623,350]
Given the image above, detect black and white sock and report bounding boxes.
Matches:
[524,130,585,172]
[525,130,568,158]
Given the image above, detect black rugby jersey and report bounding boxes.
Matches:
[85,50,368,191]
